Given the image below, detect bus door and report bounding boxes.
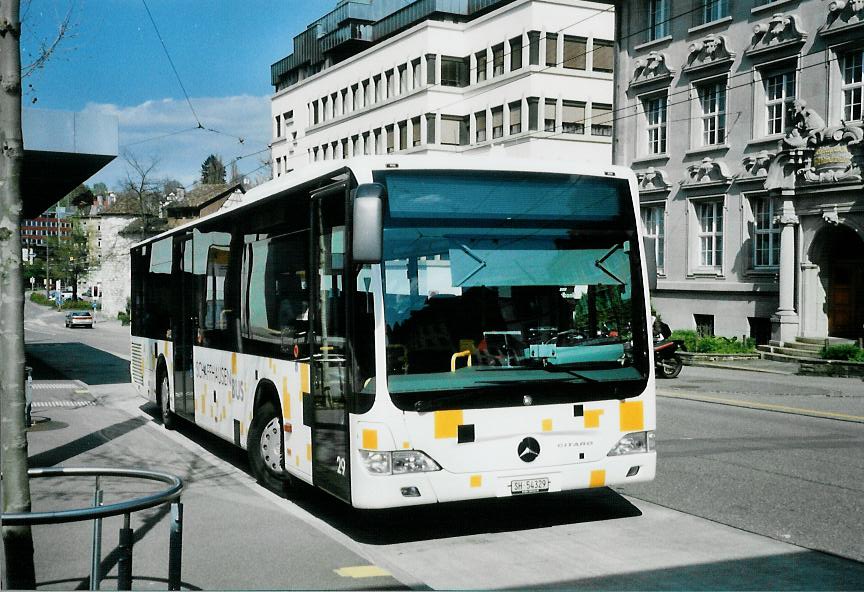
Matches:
[309,185,351,502]
[172,235,195,419]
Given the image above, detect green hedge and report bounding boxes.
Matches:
[61,299,93,310]
[669,329,757,354]
[29,292,53,306]
[821,344,864,362]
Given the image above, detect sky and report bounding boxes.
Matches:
[21,0,335,191]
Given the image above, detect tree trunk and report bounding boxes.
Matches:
[0,0,37,588]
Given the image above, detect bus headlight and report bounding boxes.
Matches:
[607,431,655,456]
[359,450,441,475]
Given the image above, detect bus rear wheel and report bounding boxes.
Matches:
[248,402,290,495]
[158,371,176,430]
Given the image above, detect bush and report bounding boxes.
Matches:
[669,329,756,354]
[821,344,864,362]
[29,292,53,306]
[61,299,92,310]
[117,311,130,326]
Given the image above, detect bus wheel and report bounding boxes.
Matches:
[248,402,290,495]
[158,371,176,430]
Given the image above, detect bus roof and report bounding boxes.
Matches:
[131,155,636,249]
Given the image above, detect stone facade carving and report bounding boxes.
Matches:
[765,104,864,190]
[747,13,807,56]
[822,205,842,226]
[637,167,671,191]
[631,52,674,87]
[684,157,731,185]
[819,0,864,36]
[742,150,776,178]
[683,34,734,73]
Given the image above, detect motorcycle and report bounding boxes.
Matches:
[654,338,683,379]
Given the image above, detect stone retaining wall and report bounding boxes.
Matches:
[798,359,864,378]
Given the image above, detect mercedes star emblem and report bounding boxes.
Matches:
[517,437,540,462]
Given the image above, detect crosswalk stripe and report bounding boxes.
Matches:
[334,566,392,578]
[31,400,96,408]
[31,383,79,390]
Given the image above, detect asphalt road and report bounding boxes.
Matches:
[20,297,864,589]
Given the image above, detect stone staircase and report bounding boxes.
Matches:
[757,336,857,363]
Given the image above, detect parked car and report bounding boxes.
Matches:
[65,311,94,328]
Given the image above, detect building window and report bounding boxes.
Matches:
[411,117,421,146]
[696,200,723,270]
[426,54,437,85]
[648,0,670,41]
[510,36,522,71]
[701,0,729,24]
[752,197,780,268]
[645,93,667,154]
[284,110,293,125]
[509,101,522,134]
[593,39,613,73]
[544,99,556,131]
[412,59,421,89]
[546,33,558,67]
[476,50,487,82]
[563,36,586,70]
[641,206,665,273]
[363,132,372,155]
[313,102,320,125]
[352,85,361,110]
[441,115,467,145]
[353,135,361,156]
[842,49,863,121]
[528,97,539,131]
[492,44,504,76]
[398,121,408,151]
[275,114,282,138]
[698,79,727,145]
[694,314,714,337]
[426,114,436,144]
[591,103,613,136]
[475,110,487,142]
[399,64,408,94]
[562,101,585,134]
[528,31,540,66]
[386,125,395,153]
[765,70,796,135]
[491,106,504,139]
[341,89,348,115]
[386,69,396,98]
[441,56,469,87]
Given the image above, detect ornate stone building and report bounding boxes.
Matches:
[613,0,863,344]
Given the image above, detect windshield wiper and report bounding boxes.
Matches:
[453,243,487,286]
[595,243,625,285]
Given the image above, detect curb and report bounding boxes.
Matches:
[686,361,797,376]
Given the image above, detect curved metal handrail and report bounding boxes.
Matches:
[1,467,183,526]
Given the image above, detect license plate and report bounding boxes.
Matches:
[510,478,549,495]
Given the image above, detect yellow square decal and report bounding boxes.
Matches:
[306,444,312,461]
[282,377,291,420]
[300,364,310,393]
[231,352,237,375]
[620,401,644,431]
[584,409,604,428]
[362,429,378,450]
[541,418,553,432]
[589,470,606,488]
[434,410,464,439]
[470,475,482,488]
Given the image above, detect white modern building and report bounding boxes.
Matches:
[270,0,616,176]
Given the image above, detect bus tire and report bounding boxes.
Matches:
[157,367,176,430]
[248,402,290,495]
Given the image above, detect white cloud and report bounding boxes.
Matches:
[82,95,272,190]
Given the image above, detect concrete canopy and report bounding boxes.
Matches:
[22,109,118,218]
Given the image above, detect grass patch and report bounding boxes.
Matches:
[670,329,757,354]
[821,344,864,362]
[29,292,54,306]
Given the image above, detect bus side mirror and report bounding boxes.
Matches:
[642,237,657,292]
[352,183,384,264]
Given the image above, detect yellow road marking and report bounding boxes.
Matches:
[659,392,864,423]
[334,566,391,578]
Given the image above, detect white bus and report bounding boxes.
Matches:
[130,156,656,508]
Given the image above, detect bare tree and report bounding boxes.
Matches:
[0,0,36,587]
[121,151,164,232]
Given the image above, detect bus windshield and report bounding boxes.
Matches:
[374,169,649,409]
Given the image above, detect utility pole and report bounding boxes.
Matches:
[0,0,37,588]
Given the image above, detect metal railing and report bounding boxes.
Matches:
[2,467,184,590]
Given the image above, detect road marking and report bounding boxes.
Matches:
[659,392,864,423]
[32,383,80,390]
[334,566,392,578]
[31,400,96,408]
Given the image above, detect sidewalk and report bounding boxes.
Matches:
[685,357,800,375]
[15,380,411,590]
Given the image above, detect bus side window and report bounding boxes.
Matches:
[193,230,232,349]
